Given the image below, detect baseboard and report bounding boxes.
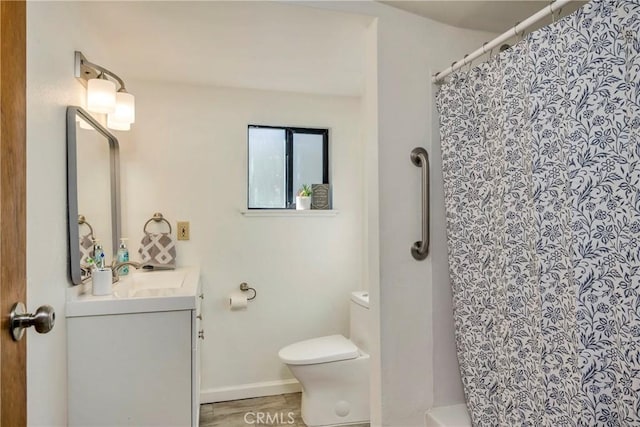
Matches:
[200,379,301,403]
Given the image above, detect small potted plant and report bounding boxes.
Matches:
[296,184,312,210]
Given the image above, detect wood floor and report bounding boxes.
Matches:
[199,393,370,427]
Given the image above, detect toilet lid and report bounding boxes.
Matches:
[279,335,359,365]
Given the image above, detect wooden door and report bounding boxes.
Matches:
[0,1,27,426]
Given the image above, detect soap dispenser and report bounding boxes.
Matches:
[93,240,105,269]
[117,238,130,276]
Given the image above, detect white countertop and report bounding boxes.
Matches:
[66,266,201,317]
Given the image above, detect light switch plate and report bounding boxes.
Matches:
[177,221,190,240]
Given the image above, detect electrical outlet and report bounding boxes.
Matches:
[177,221,190,240]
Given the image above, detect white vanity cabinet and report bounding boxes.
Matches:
[66,267,202,427]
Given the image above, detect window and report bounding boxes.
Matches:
[248,125,328,209]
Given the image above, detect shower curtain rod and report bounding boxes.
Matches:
[432,0,573,83]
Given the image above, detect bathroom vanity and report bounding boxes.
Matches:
[66,267,202,427]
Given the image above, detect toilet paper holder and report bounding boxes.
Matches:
[239,282,257,300]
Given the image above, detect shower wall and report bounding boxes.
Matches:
[305,2,497,425]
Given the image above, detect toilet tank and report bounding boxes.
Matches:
[349,291,370,353]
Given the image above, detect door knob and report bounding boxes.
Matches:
[10,302,55,341]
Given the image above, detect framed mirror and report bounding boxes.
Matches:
[66,106,121,285]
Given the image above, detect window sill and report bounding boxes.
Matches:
[240,209,339,217]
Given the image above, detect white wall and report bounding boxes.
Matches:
[373,9,494,423]
[300,2,495,425]
[26,3,116,425]
[116,80,364,399]
[361,17,382,425]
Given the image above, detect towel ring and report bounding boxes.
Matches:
[78,214,94,237]
[143,212,172,234]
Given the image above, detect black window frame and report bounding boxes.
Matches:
[248,124,329,209]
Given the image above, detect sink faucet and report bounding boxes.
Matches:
[111,261,142,283]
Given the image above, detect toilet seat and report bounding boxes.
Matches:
[278,334,359,365]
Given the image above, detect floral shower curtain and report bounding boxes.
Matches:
[437,1,640,425]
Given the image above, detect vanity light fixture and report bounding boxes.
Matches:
[106,114,131,131]
[86,75,116,114]
[74,51,135,130]
[111,91,135,124]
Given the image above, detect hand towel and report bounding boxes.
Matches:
[79,234,94,266]
[138,232,176,269]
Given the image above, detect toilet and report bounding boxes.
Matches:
[279,291,370,427]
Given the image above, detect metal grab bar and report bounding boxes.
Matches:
[410,147,429,260]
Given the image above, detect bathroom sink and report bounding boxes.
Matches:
[66,266,201,317]
[119,270,186,290]
[114,270,187,297]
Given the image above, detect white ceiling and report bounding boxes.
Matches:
[379,1,586,33]
[72,1,588,97]
[75,1,371,96]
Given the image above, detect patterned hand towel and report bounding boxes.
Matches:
[79,234,94,266]
[138,232,176,269]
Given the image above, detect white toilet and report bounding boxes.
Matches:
[279,291,370,427]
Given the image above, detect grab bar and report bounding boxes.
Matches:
[410,147,429,260]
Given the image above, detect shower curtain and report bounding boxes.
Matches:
[437,1,640,426]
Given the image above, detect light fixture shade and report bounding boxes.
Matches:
[107,114,131,131]
[112,91,135,124]
[87,78,116,114]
